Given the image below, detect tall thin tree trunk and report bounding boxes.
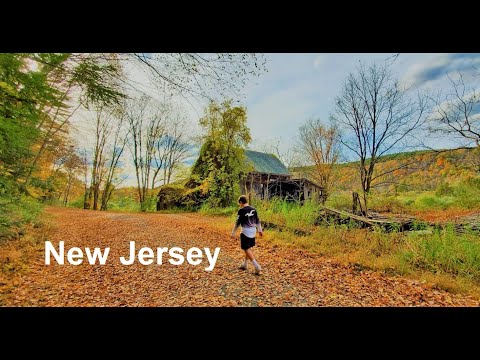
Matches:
[93,185,99,210]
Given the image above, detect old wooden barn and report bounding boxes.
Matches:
[242,150,324,203]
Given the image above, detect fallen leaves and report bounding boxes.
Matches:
[0,206,479,307]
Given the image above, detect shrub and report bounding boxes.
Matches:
[0,195,43,241]
[107,196,140,212]
[369,195,406,213]
[435,181,455,197]
[416,195,455,210]
[325,192,351,210]
[156,184,186,210]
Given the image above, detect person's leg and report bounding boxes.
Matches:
[240,234,261,274]
[246,248,261,275]
[240,251,249,270]
[245,248,255,261]
[240,234,249,269]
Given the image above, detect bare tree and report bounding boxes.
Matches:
[125,96,166,211]
[80,148,89,209]
[164,117,191,186]
[332,61,427,215]
[85,107,112,210]
[100,110,129,210]
[150,108,191,188]
[298,118,341,204]
[127,53,267,102]
[429,73,480,148]
[151,136,168,189]
[81,106,129,211]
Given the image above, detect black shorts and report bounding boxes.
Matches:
[240,233,256,250]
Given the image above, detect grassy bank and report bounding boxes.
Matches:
[326,177,480,214]
[255,200,480,299]
[0,196,43,241]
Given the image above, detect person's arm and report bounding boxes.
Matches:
[230,211,241,238]
[255,211,263,237]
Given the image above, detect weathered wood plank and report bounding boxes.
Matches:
[318,206,415,231]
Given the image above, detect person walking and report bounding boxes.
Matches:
[230,195,263,275]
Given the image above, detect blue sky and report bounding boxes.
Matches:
[242,53,480,154]
[72,53,480,186]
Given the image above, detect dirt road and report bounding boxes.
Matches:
[1,207,478,306]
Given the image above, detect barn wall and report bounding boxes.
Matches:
[240,172,324,203]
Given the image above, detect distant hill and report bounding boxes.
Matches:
[291,147,479,193]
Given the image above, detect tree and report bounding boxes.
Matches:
[82,105,128,211]
[192,100,251,207]
[58,146,83,206]
[23,53,126,188]
[80,148,89,209]
[125,96,166,211]
[1,52,266,217]
[163,117,192,185]
[428,73,480,174]
[297,118,341,204]
[84,107,111,210]
[151,107,191,188]
[0,54,63,196]
[127,53,267,101]
[100,109,128,211]
[429,73,480,147]
[332,61,427,215]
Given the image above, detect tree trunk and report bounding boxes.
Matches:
[100,183,110,211]
[93,185,100,210]
[83,187,90,209]
[63,174,72,206]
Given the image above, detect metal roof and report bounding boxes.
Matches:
[245,150,290,175]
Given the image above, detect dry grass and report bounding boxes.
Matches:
[261,225,480,300]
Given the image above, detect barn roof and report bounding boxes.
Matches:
[245,150,290,175]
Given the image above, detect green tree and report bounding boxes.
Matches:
[192,100,251,207]
[23,53,125,187]
[0,53,64,195]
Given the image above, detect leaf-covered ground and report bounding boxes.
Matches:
[1,207,478,306]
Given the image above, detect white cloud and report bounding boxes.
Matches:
[402,53,480,88]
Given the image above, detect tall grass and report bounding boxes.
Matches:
[402,227,480,281]
[199,203,238,217]
[324,176,480,214]
[255,198,322,231]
